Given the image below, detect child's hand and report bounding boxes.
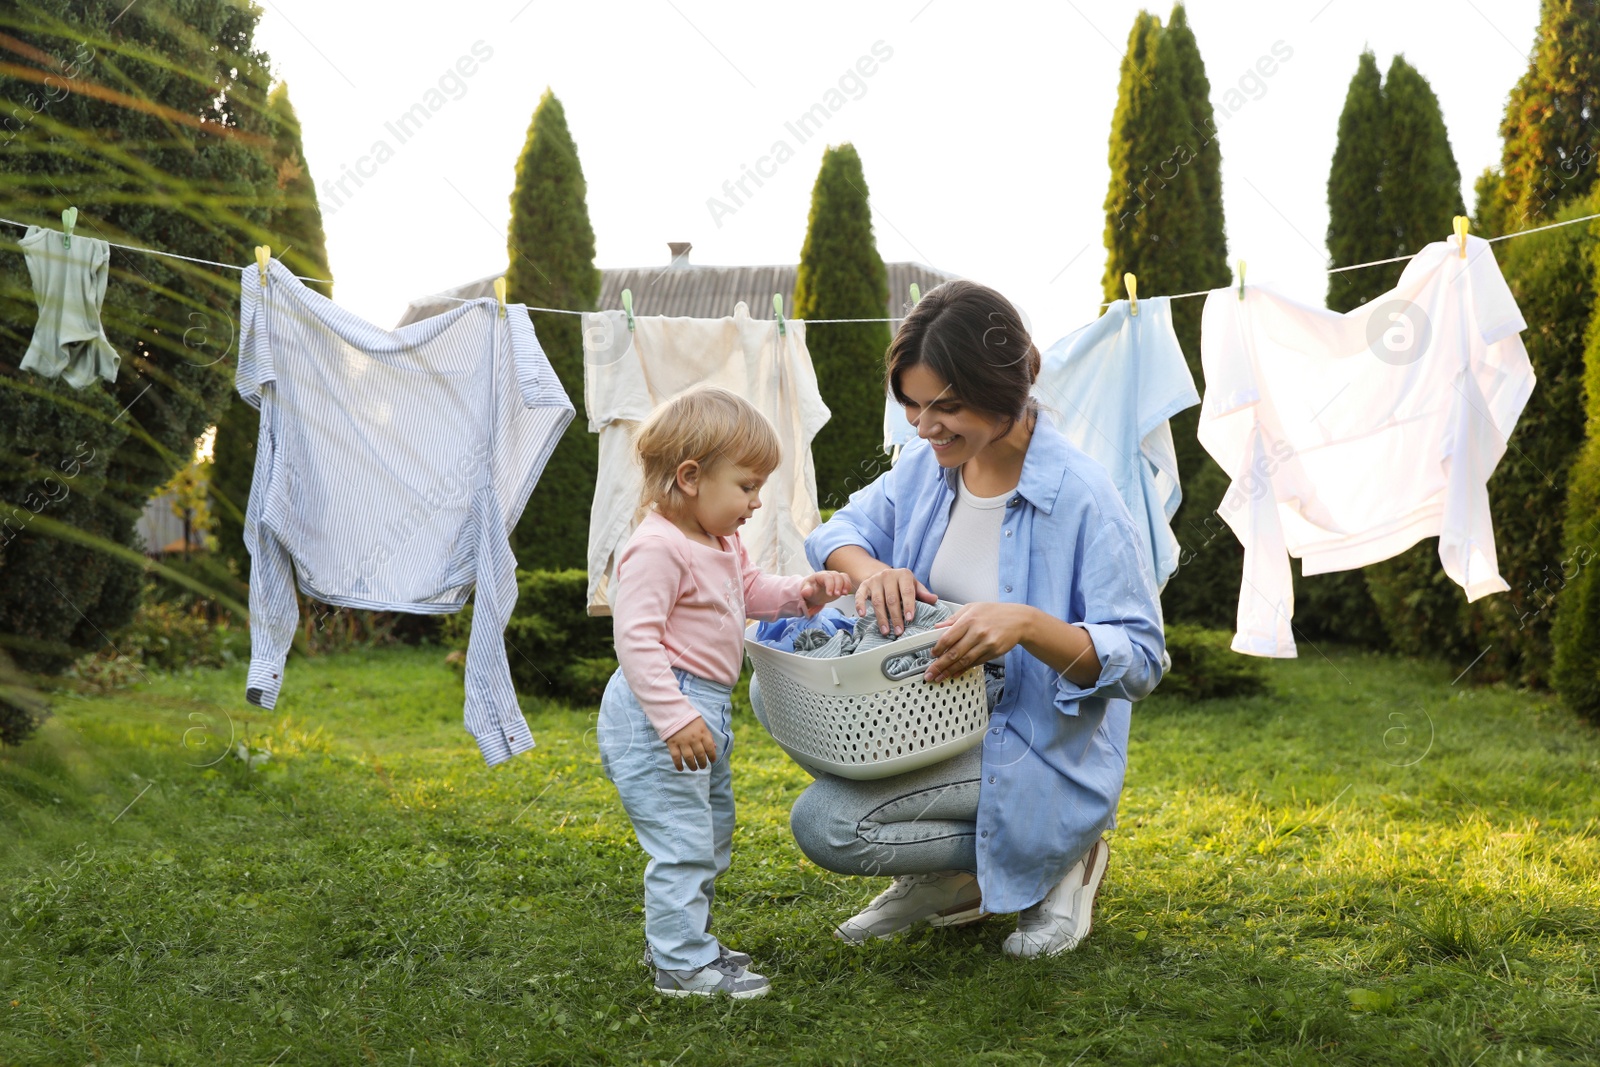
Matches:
[800,570,853,613]
[665,718,718,771]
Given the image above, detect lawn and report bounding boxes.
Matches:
[2,643,1598,1065]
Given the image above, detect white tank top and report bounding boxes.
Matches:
[929,467,1012,662]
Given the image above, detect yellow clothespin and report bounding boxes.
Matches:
[909,282,922,307]
[1124,272,1138,316]
[1453,215,1470,259]
[254,245,270,288]
[493,276,507,318]
[1237,259,1246,301]
[773,292,786,336]
[621,288,635,332]
[60,206,77,250]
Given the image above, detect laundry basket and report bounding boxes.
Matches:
[743,616,989,781]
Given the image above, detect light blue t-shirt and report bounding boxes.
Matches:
[1033,296,1200,591]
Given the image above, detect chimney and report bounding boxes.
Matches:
[667,242,692,268]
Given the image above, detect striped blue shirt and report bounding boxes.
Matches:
[236,259,574,766]
[805,415,1167,913]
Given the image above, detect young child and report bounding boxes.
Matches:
[598,385,852,999]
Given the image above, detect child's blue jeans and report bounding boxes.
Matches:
[597,665,735,973]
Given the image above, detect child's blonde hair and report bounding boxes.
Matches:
[633,386,781,521]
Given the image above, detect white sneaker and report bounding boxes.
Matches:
[1003,837,1109,958]
[833,870,988,944]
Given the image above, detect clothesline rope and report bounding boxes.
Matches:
[8,208,1600,322]
[0,215,336,284]
[1099,210,1600,308]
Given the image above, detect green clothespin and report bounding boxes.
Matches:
[61,206,77,250]
[621,288,635,332]
[909,282,921,306]
[773,292,786,336]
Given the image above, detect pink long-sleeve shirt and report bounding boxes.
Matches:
[613,510,815,740]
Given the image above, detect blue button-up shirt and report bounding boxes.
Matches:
[804,414,1166,913]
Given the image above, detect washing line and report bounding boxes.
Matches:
[0,215,335,284]
[6,210,1600,323]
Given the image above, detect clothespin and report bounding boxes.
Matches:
[1124,272,1138,316]
[1453,215,1470,259]
[773,292,786,336]
[909,282,922,306]
[60,206,77,249]
[1237,259,1246,301]
[621,288,635,332]
[493,276,507,318]
[254,245,270,288]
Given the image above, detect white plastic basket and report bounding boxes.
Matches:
[743,612,989,781]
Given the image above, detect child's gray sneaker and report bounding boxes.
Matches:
[643,941,751,971]
[654,956,770,999]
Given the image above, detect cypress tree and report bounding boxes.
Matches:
[1468,197,1597,685]
[794,142,892,510]
[210,82,332,588]
[1102,6,1235,629]
[504,89,600,572]
[0,1,276,707]
[1493,0,1600,229]
[1326,52,1390,311]
[1467,4,1600,687]
[1551,196,1600,721]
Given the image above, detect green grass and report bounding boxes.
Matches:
[3,644,1598,1066]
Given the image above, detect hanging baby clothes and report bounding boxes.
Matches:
[236,258,574,766]
[18,225,121,388]
[1032,296,1199,593]
[581,301,830,615]
[1198,234,1534,657]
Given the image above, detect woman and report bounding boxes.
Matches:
[751,280,1166,957]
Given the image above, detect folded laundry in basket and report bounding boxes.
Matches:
[852,599,957,654]
[795,628,858,658]
[752,607,856,654]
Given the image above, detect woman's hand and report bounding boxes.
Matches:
[798,570,853,614]
[924,603,1037,682]
[855,567,938,636]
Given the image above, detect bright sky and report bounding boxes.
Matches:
[253,0,1541,348]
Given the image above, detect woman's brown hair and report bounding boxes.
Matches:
[886,279,1041,437]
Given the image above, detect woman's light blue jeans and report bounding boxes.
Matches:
[749,670,1001,878]
[597,665,735,973]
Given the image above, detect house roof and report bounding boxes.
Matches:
[394,244,962,327]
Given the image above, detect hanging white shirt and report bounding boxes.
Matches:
[1032,296,1199,592]
[236,259,574,765]
[581,301,830,615]
[1198,234,1534,657]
